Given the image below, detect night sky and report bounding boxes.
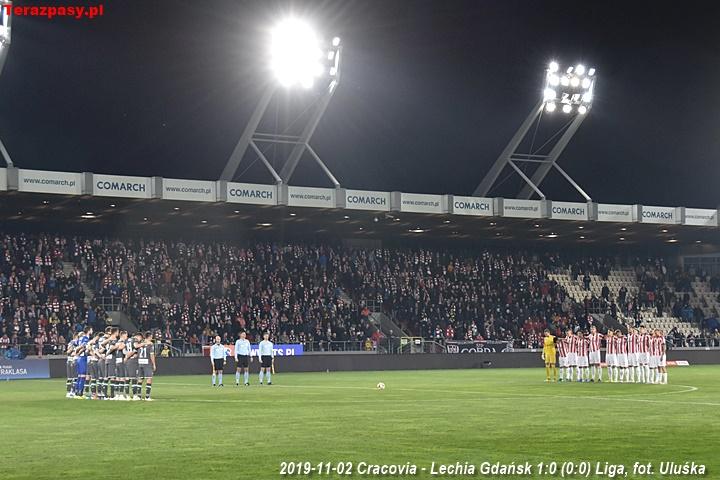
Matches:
[1,0,720,207]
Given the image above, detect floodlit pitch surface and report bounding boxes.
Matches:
[2,367,718,479]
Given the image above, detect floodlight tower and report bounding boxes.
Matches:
[0,0,13,167]
[473,61,596,200]
[219,18,342,186]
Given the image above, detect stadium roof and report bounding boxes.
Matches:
[1,182,717,250]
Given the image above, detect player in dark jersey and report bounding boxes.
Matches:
[95,327,111,399]
[86,333,102,399]
[104,327,120,399]
[125,332,142,401]
[137,331,157,401]
[114,331,129,401]
[65,333,79,398]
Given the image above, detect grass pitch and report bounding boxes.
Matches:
[1,367,718,479]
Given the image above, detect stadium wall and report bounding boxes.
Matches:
[47,349,720,377]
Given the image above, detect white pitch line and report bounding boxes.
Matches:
[157,382,712,407]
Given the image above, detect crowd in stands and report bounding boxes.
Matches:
[2,232,718,356]
[0,234,105,356]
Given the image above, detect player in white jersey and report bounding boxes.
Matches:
[648,330,661,383]
[637,326,650,383]
[656,329,668,384]
[625,327,638,383]
[556,331,568,382]
[565,330,577,382]
[587,326,603,382]
[615,330,628,382]
[575,332,590,382]
[605,330,616,382]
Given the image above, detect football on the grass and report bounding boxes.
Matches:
[377,382,385,390]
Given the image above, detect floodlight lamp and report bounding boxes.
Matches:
[548,61,559,73]
[581,78,591,89]
[562,104,572,114]
[270,18,324,88]
[332,37,341,47]
[578,105,587,115]
[543,88,557,101]
[566,67,573,74]
[548,74,560,86]
[588,68,596,76]
[560,76,570,86]
[570,76,580,87]
[575,64,586,75]
[582,91,593,103]
[545,102,557,113]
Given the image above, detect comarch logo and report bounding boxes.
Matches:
[96,181,146,192]
[643,210,673,220]
[552,206,585,215]
[229,188,273,199]
[454,200,491,212]
[347,194,387,206]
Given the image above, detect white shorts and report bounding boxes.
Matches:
[627,352,638,367]
[606,353,617,366]
[559,356,568,368]
[577,355,589,368]
[589,350,601,365]
[649,355,659,369]
[567,352,577,366]
[638,352,649,365]
[617,354,628,368]
[658,354,666,368]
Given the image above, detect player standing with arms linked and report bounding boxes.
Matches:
[235,332,252,386]
[210,336,227,387]
[587,326,603,382]
[258,331,274,385]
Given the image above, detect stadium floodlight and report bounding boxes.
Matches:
[270,18,324,89]
[219,16,343,186]
[474,59,597,202]
[542,61,596,115]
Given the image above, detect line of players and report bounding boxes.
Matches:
[65,326,157,401]
[546,325,668,384]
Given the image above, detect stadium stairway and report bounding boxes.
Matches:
[62,261,95,303]
[107,310,140,333]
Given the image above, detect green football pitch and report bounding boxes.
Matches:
[2,366,718,480]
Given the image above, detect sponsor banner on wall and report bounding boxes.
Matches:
[345,189,390,211]
[0,167,6,191]
[445,340,513,354]
[226,182,277,206]
[452,195,494,216]
[400,192,445,214]
[684,208,718,227]
[549,201,588,221]
[202,344,304,357]
[0,358,50,380]
[18,169,83,195]
[162,178,216,202]
[287,186,336,208]
[640,205,679,224]
[93,173,152,199]
[502,198,543,219]
[596,203,635,223]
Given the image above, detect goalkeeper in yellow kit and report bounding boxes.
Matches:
[541,329,558,382]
